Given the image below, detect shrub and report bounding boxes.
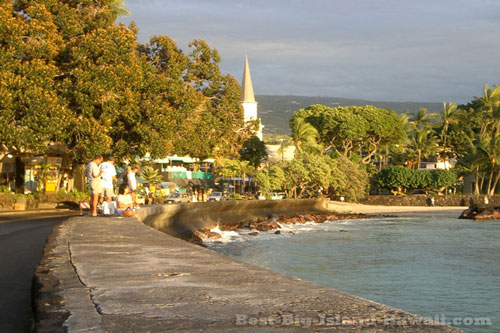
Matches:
[0,186,12,194]
[372,166,413,194]
[373,167,457,194]
[229,193,243,200]
[71,191,90,201]
[13,194,26,201]
[335,156,369,201]
[431,169,456,193]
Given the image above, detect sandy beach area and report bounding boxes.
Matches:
[328,201,465,218]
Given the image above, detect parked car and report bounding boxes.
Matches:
[271,192,285,200]
[207,192,226,202]
[164,192,191,204]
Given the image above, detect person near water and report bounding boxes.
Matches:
[116,183,135,217]
[86,155,103,216]
[127,165,139,206]
[99,156,117,215]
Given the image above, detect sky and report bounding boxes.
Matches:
[120,0,500,103]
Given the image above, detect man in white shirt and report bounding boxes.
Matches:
[127,165,139,206]
[99,156,117,215]
[99,156,117,206]
[86,155,103,216]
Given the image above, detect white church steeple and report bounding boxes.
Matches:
[241,54,263,140]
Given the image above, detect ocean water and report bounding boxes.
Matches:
[208,218,500,332]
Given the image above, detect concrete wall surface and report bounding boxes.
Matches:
[138,198,331,238]
[32,201,461,332]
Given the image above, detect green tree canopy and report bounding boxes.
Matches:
[0,1,70,155]
[291,104,406,163]
[373,166,456,194]
[239,136,268,168]
[140,37,252,160]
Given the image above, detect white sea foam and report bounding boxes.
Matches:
[205,218,365,246]
[205,225,244,243]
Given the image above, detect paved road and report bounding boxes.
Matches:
[0,211,78,333]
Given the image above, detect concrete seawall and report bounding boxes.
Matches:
[138,198,330,238]
[33,200,460,332]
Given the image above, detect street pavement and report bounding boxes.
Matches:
[0,211,78,333]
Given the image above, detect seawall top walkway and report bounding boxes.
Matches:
[33,213,460,332]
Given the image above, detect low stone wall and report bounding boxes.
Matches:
[360,194,497,207]
[138,198,330,239]
[32,193,80,209]
[0,194,13,211]
[0,193,79,211]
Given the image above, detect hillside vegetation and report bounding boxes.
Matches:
[257,95,443,134]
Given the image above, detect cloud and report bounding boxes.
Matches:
[121,0,500,103]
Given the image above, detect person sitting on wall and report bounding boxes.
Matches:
[116,183,135,217]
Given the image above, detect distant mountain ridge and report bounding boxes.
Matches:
[256,95,443,135]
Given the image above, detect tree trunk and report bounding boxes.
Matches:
[487,169,494,195]
[55,156,68,193]
[242,172,246,195]
[74,163,87,192]
[15,157,25,194]
[55,172,63,193]
[232,172,236,195]
[474,169,480,195]
[490,170,500,195]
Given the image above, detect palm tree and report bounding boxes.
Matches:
[477,133,500,195]
[140,166,162,184]
[235,160,253,194]
[111,0,131,17]
[438,102,458,160]
[216,158,234,192]
[478,84,500,135]
[461,138,485,195]
[227,161,241,194]
[410,128,437,169]
[38,163,53,193]
[411,108,437,130]
[292,118,322,155]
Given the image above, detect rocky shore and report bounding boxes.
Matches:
[459,204,500,221]
[190,212,369,245]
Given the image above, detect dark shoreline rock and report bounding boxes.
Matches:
[459,204,500,221]
[188,212,370,245]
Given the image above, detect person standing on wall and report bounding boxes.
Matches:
[127,165,139,206]
[86,155,103,217]
[99,156,117,214]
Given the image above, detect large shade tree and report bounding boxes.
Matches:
[139,36,253,160]
[0,1,70,157]
[291,104,406,163]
